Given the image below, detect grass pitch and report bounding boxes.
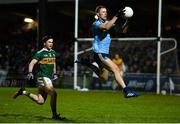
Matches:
[0,87,180,123]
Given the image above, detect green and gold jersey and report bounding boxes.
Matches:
[33,48,56,79]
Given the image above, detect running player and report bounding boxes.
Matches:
[13,35,65,120]
[76,5,139,98]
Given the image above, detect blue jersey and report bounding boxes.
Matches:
[92,19,111,54]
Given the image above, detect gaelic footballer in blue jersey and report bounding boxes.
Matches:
[76,5,139,98]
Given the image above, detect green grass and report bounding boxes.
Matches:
[0,87,180,123]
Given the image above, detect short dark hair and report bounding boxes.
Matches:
[95,5,106,13]
[42,35,53,43]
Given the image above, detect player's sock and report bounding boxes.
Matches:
[52,113,66,120]
[52,109,57,116]
[123,87,128,92]
[13,87,25,99]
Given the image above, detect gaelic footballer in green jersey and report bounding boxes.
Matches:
[33,48,56,79]
[13,35,65,120]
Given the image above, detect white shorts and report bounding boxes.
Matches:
[37,77,53,87]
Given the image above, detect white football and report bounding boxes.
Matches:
[161,90,167,95]
[123,6,134,19]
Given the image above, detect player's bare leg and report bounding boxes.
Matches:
[102,59,139,98]
[75,59,101,76]
[44,84,65,120]
[75,58,126,87]
[75,59,109,81]
[13,87,47,105]
[13,87,25,99]
[103,59,126,88]
[45,86,57,116]
[13,86,65,120]
[75,58,139,98]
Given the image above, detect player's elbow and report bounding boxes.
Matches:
[29,59,37,66]
[104,25,112,30]
[100,24,111,30]
[101,77,108,81]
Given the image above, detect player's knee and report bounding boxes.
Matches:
[115,66,120,71]
[37,99,45,105]
[38,102,44,105]
[103,76,108,81]
[100,75,108,81]
[50,90,57,97]
[113,66,120,73]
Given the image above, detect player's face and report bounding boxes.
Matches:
[44,38,53,50]
[115,54,119,59]
[98,8,107,20]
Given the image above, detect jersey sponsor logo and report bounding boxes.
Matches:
[38,58,55,64]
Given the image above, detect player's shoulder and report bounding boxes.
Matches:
[50,49,56,52]
[92,20,101,30]
[92,19,100,25]
[37,48,55,53]
[92,19,108,28]
[50,49,56,53]
[33,49,44,59]
[36,48,45,54]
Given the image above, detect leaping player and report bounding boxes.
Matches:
[76,5,139,98]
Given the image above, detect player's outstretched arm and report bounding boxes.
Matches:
[99,16,118,30]
[27,59,37,80]
[28,59,37,73]
[100,9,125,30]
[115,9,126,18]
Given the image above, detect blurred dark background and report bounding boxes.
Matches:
[0,0,179,78]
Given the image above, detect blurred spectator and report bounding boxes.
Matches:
[0,65,9,86]
[111,53,126,91]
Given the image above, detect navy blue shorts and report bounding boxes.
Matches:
[93,52,110,69]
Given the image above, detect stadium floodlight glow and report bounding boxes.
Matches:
[24,18,34,23]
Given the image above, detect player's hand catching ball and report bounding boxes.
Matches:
[115,9,125,18]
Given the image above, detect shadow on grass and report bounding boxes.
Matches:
[0,113,77,123]
[0,113,22,123]
[34,115,77,123]
[0,113,21,117]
